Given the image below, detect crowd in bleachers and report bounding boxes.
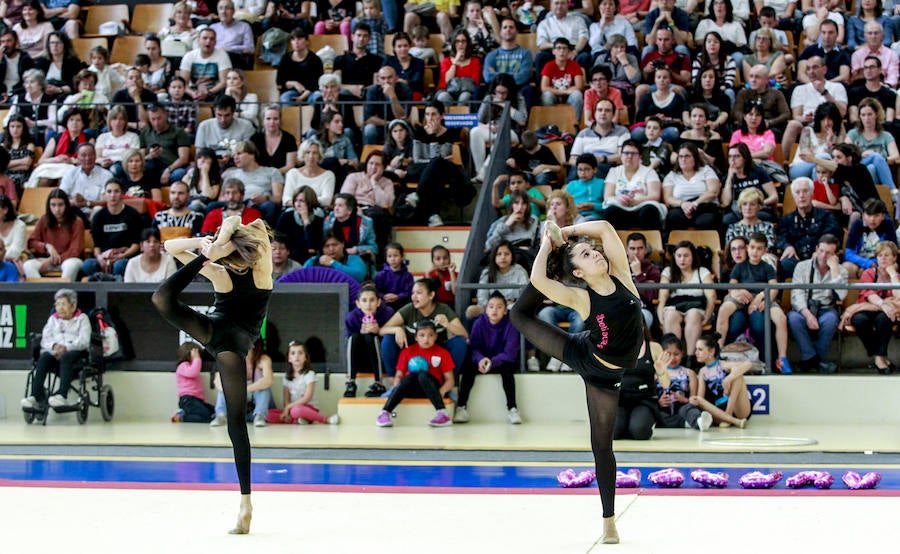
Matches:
[0,0,899,384]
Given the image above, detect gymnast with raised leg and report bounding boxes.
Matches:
[510,220,644,544]
[152,216,273,535]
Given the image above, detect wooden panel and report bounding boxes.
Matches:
[130,4,173,35]
[393,226,471,250]
[83,5,131,37]
[73,38,109,63]
[18,187,56,219]
[243,70,279,103]
[110,35,145,65]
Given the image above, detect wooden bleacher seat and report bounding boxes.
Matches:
[782,185,796,215]
[353,104,364,128]
[526,105,578,135]
[876,184,895,216]
[383,33,395,55]
[243,70,279,103]
[513,33,536,52]
[130,4,173,35]
[73,38,108,63]
[83,229,94,258]
[159,226,192,241]
[309,34,349,55]
[109,35,145,65]
[282,105,301,141]
[18,187,55,219]
[360,144,382,162]
[393,226,470,250]
[83,5,130,38]
[198,105,212,122]
[667,229,723,278]
[25,277,71,282]
[300,105,314,137]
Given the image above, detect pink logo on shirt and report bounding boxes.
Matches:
[595,313,609,350]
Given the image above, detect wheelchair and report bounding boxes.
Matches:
[22,331,115,425]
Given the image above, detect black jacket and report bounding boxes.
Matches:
[0,51,36,95]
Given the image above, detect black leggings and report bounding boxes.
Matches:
[347,332,383,381]
[510,283,619,518]
[457,361,517,409]
[152,255,253,495]
[383,371,445,412]
[614,400,657,440]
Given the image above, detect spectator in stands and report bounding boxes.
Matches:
[408,101,474,227]
[383,31,425,100]
[436,29,480,108]
[539,37,585,124]
[626,232,661,328]
[179,27,232,101]
[800,0,844,48]
[722,143,777,227]
[191,0,218,26]
[663,142,722,231]
[569,99,628,180]
[594,34,640,105]
[851,22,898,88]
[692,31,737,104]
[34,31,83,98]
[843,198,898,279]
[343,283,392,397]
[777,177,843,279]
[694,332,750,427]
[262,0,313,33]
[455,291,522,424]
[308,73,360,143]
[195,94,255,167]
[375,241,414,312]
[201,178,263,233]
[303,229,368,282]
[183,148,222,212]
[55,68,108,139]
[210,338,275,428]
[323,192,378,258]
[23,188,83,280]
[491,170,545,219]
[730,101,777,163]
[142,103,191,186]
[250,104,298,177]
[847,98,900,189]
[33,108,89,185]
[680,103,726,174]
[695,0,746,55]
[159,1,200,55]
[284,139,335,209]
[379,276,468,379]
[535,0,590,75]
[341,149,394,253]
[314,0,354,39]
[352,0,388,57]
[86,45,122,101]
[589,0,637,60]
[1,113,35,189]
[124,227,177,283]
[275,185,323,264]
[797,20,850,85]
[12,1,52,61]
[633,65,685,144]
[58,143,112,217]
[39,0,78,40]
[223,69,259,129]
[505,130,560,189]
[403,0,455,41]
[484,188,538,258]
[164,76,198,138]
[270,232,301,280]
[731,64,789,139]
[153,181,204,236]
[20,288,90,409]
[143,35,173,94]
[584,66,625,129]
[222,140,284,225]
[483,17,534,104]
[564,154,606,223]
[788,101,844,180]
[333,23,383,102]
[276,28,323,105]
[428,244,457,305]
[819,144,881,225]
[788,233,846,373]
[658,240,717,367]
[1,0,28,28]
[317,109,358,184]
[0,192,24,266]
[742,28,786,85]
[643,0,691,57]
[363,65,410,145]
[722,234,747,281]
[849,0,894,50]
[841,241,900,374]
[467,238,529,321]
[455,0,499,61]
[0,29,34,101]
[602,140,666,230]
[110,67,157,133]
[211,0,254,70]
[0,151,15,211]
[120,148,164,204]
[96,106,140,181]
[619,0,652,28]
[83,180,142,278]
[849,56,898,131]
[470,73,525,180]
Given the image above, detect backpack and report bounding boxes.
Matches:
[89,307,120,359]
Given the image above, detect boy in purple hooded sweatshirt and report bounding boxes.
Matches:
[453,291,523,425]
[374,242,415,312]
[344,284,395,398]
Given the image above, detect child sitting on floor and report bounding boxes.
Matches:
[271,341,339,425]
[171,341,214,423]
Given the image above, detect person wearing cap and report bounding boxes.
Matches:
[540,37,585,124]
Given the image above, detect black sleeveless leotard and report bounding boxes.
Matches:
[205,266,272,356]
[563,275,644,390]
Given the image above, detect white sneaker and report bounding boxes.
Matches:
[253,413,267,427]
[20,396,37,409]
[560,363,573,372]
[427,214,444,227]
[327,414,340,425]
[697,411,713,431]
[48,394,68,408]
[508,407,522,424]
[453,405,469,423]
[545,358,562,372]
[526,356,540,372]
[209,413,226,427]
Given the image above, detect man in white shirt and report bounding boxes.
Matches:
[568,99,629,179]
[194,95,254,168]
[59,143,113,219]
[178,28,232,101]
[783,55,847,161]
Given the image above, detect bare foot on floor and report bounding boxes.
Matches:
[601,516,619,544]
[229,506,252,535]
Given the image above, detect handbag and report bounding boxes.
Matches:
[667,295,706,312]
[446,77,476,97]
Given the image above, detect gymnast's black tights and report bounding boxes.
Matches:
[152,255,252,495]
[511,283,619,518]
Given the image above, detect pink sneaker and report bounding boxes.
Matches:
[375,410,393,427]
[429,410,452,427]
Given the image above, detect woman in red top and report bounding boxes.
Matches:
[37,108,90,166]
[436,29,481,107]
[23,188,84,281]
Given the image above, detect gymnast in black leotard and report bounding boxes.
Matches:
[152,216,273,535]
[510,220,644,545]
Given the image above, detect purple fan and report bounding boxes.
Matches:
[277,266,361,308]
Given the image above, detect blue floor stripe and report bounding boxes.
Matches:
[2,459,900,490]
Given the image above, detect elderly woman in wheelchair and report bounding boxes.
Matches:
[20,289,92,411]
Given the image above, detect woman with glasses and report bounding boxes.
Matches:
[437,29,481,107]
[722,143,778,226]
[742,28,786,85]
[602,140,667,230]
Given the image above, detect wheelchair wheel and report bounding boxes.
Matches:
[100,385,114,422]
[23,410,35,424]
[76,396,89,424]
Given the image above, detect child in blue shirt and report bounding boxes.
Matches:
[563,154,605,222]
